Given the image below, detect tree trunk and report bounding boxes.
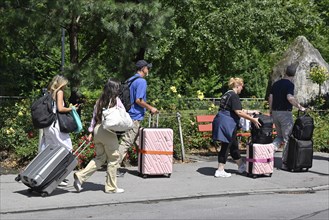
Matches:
[68,16,80,92]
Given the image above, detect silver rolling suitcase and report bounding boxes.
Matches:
[15,141,89,197]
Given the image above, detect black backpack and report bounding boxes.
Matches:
[119,76,140,112]
[31,93,56,129]
[251,113,273,144]
[292,111,314,140]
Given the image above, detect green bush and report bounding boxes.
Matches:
[306,111,329,153]
[0,98,38,162]
[1,93,328,169]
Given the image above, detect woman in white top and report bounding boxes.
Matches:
[39,75,76,152]
[39,75,77,187]
[73,78,125,194]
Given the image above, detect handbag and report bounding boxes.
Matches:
[57,111,78,133]
[102,104,134,132]
[71,107,83,133]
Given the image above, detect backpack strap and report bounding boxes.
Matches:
[126,75,141,86]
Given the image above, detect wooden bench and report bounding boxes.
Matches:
[196,115,251,140]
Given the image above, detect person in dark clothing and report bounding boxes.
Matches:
[212,77,261,178]
[268,63,305,168]
[69,88,86,117]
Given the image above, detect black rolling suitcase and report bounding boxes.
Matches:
[15,141,90,197]
[285,136,313,172]
[283,110,314,172]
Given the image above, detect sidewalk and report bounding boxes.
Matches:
[1,151,328,214]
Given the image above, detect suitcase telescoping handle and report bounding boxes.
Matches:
[297,109,308,117]
[73,140,92,158]
[148,113,159,128]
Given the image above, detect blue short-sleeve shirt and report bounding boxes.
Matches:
[128,74,147,120]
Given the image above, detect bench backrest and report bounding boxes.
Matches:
[196,114,277,138]
[196,115,215,132]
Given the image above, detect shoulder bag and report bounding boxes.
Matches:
[57,111,78,133]
[71,107,83,133]
[102,102,134,132]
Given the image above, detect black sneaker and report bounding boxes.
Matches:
[116,171,125,177]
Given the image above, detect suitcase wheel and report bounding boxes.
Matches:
[167,173,171,178]
[269,173,272,177]
[15,175,21,182]
[142,174,148,179]
[41,192,49,197]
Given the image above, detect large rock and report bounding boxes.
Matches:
[268,36,329,105]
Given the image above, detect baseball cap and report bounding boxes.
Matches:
[136,60,152,69]
[286,63,298,76]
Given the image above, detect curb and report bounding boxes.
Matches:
[2,185,328,215]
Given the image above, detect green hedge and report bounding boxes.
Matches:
[0,97,328,168]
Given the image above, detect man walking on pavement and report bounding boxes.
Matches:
[117,60,158,176]
[268,63,306,169]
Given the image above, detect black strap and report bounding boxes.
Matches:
[248,143,254,173]
[126,76,140,86]
[139,128,144,174]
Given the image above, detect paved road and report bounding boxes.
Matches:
[1,152,328,218]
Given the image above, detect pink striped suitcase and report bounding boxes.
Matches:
[138,127,173,178]
[246,143,275,178]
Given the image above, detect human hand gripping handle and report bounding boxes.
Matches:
[299,105,306,112]
[150,106,159,115]
[251,117,262,129]
[87,133,93,142]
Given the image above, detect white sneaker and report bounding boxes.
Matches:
[59,181,68,187]
[214,170,231,178]
[238,163,246,174]
[73,173,82,192]
[106,188,125,194]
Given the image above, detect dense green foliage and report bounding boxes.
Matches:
[1,0,328,99]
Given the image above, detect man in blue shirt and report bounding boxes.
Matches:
[117,60,158,176]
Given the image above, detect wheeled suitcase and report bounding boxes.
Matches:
[284,136,313,172]
[138,114,173,178]
[246,143,275,178]
[15,141,89,197]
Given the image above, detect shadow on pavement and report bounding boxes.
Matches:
[14,187,68,197]
[78,182,104,192]
[196,167,217,176]
[313,155,329,162]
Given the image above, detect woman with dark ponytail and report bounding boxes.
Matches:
[73,78,125,194]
